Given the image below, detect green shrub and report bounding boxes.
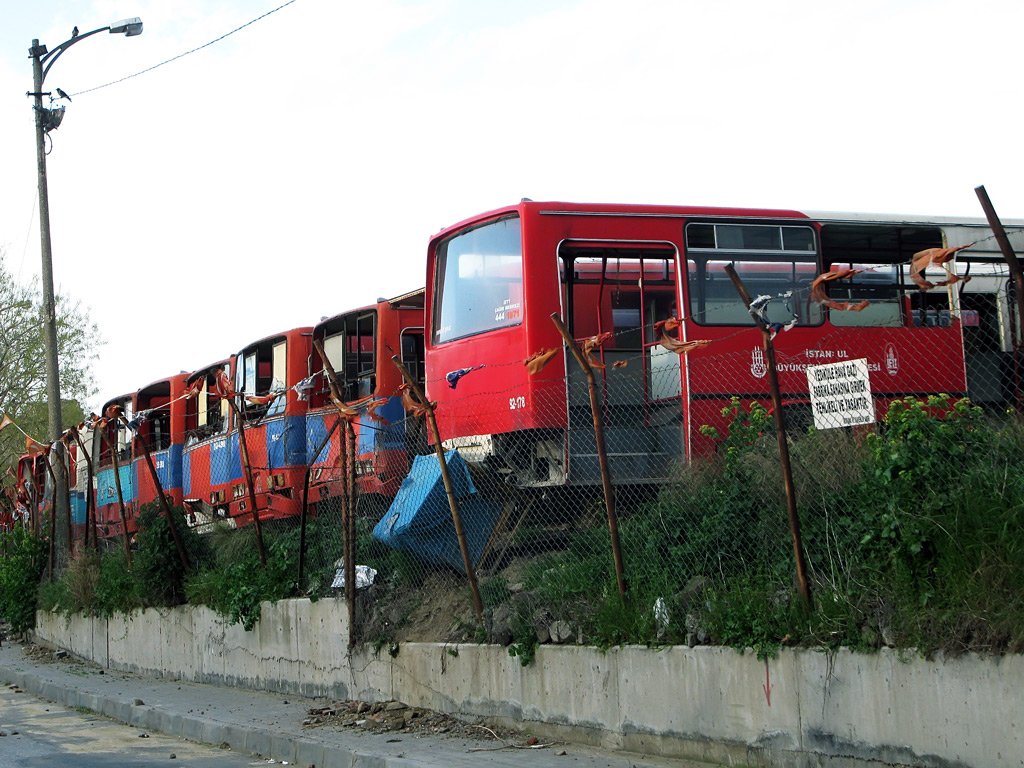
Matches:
[185,529,298,630]
[132,503,208,607]
[502,396,1024,656]
[0,527,46,632]
[37,576,74,615]
[93,550,142,616]
[704,573,809,660]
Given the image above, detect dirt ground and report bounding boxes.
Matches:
[359,570,479,644]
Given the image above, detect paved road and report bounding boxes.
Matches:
[0,687,261,768]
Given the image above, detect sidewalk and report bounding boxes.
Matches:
[0,638,710,768]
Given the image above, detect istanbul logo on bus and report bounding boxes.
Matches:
[885,343,899,376]
[751,347,767,379]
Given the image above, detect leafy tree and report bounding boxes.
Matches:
[0,251,102,471]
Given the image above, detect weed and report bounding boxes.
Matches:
[372,634,400,658]
[507,602,539,666]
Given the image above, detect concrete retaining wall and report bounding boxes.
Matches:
[35,601,1022,768]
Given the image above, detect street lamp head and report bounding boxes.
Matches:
[109,17,143,37]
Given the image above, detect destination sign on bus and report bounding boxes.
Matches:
[806,358,874,430]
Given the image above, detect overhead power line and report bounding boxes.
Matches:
[71,0,298,97]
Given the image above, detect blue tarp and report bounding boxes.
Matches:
[372,450,499,574]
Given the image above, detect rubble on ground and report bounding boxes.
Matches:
[303,699,524,743]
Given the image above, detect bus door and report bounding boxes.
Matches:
[400,326,429,456]
[558,242,683,485]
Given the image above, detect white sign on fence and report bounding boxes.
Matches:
[806,358,874,430]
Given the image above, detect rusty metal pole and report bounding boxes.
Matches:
[61,445,72,556]
[311,339,361,641]
[70,429,97,549]
[97,426,133,566]
[299,467,311,588]
[550,314,628,600]
[345,419,357,648]
[227,400,267,568]
[333,418,353,643]
[976,186,1024,343]
[390,355,485,625]
[29,477,39,536]
[975,186,1024,408]
[64,457,73,554]
[298,416,343,589]
[119,416,190,572]
[724,265,812,608]
[42,453,57,579]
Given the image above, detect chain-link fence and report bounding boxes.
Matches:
[9,261,1024,655]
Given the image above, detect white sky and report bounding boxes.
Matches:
[1,0,1022,411]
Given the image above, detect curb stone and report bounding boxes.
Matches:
[0,656,432,768]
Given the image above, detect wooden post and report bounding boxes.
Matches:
[227,400,267,568]
[550,314,628,600]
[723,265,812,608]
[390,355,485,625]
[119,415,190,572]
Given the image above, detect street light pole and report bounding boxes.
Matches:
[28,18,143,552]
[29,40,62,455]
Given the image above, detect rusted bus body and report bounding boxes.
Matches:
[227,327,313,524]
[14,453,48,532]
[93,393,137,538]
[423,201,1022,488]
[11,447,85,538]
[182,359,234,532]
[306,291,426,512]
[132,374,189,512]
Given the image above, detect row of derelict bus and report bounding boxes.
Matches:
[6,200,1024,540]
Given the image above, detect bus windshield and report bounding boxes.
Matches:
[433,216,523,344]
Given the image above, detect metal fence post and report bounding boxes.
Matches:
[119,414,190,572]
[550,314,628,600]
[724,265,812,608]
[391,355,485,626]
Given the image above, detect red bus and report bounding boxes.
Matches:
[93,392,136,537]
[423,201,1020,487]
[227,327,312,523]
[182,359,234,531]
[306,290,426,515]
[132,373,189,511]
